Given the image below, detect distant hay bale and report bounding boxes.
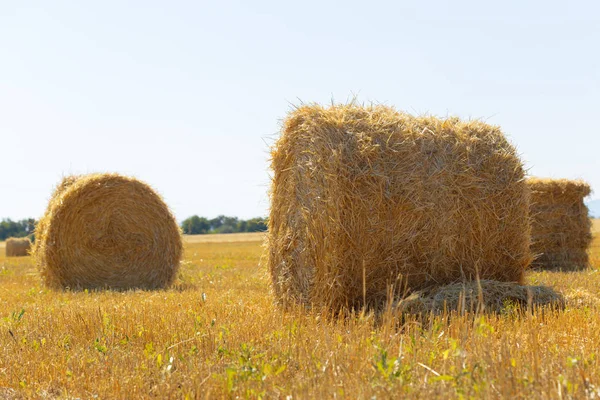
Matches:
[5,237,31,257]
[33,173,183,290]
[268,104,532,311]
[394,280,565,315]
[527,178,592,271]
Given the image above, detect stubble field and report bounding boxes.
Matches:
[0,224,599,399]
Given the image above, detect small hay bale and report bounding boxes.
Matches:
[394,280,565,315]
[33,173,183,290]
[5,237,31,257]
[527,178,592,271]
[268,104,532,311]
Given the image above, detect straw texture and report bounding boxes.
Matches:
[268,104,532,311]
[527,178,592,271]
[5,237,31,257]
[33,173,183,290]
[395,280,565,315]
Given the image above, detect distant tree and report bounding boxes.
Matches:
[246,217,267,232]
[24,219,36,236]
[180,215,267,235]
[181,215,210,234]
[214,216,239,234]
[209,215,226,231]
[218,225,235,234]
[0,218,37,241]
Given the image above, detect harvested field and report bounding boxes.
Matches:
[184,232,265,244]
[592,218,600,233]
[0,233,599,398]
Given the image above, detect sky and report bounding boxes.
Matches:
[1,1,599,222]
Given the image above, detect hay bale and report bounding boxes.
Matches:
[527,178,592,271]
[33,173,183,290]
[33,174,83,248]
[5,237,31,257]
[268,104,532,311]
[394,280,565,315]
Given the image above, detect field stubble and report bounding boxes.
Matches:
[0,225,599,398]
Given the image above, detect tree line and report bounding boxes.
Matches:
[0,219,37,241]
[181,215,267,235]
[1,215,267,240]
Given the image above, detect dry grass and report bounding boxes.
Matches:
[184,232,266,244]
[592,218,600,233]
[1,232,600,398]
[269,104,531,311]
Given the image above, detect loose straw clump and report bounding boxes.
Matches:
[394,280,565,315]
[5,237,31,257]
[527,178,592,271]
[268,104,532,311]
[33,173,183,290]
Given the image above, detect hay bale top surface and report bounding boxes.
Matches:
[527,178,591,199]
[34,173,183,290]
[281,105,518,161]
[277,105,526,198]
[6,237,31,244]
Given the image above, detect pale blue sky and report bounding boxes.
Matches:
[1,1,598,221]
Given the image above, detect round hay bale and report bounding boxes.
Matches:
[33,173,183,290]
[268,104,532,311]
[527,178,592,271]
[33,175,82,249]
[5,237,32,257]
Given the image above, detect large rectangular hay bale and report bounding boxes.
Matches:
[268,104,532,311]
[6,237,32,257]
[527,178,592,271]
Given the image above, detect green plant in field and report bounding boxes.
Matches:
[372,347,411,382]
